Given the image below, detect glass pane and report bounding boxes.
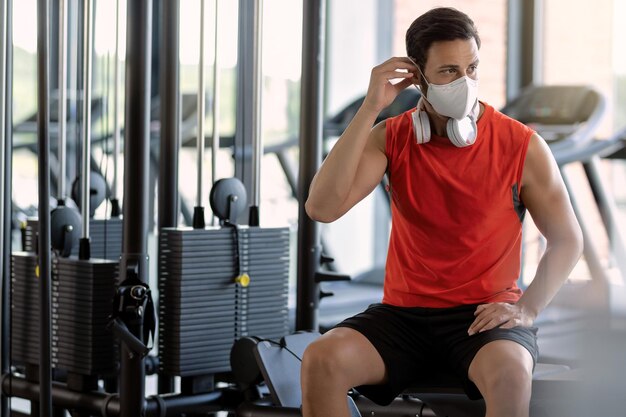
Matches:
[13,0,44,214]
[542,0,616,137]
[259,0,302,227]
[614,0,626,130]
[179,0,238,223]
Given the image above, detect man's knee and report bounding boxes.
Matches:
[480,360,532,397]
[301,337,352,391]
[302,338,342,377]
[470,341,534,401]
[301,328,386,391]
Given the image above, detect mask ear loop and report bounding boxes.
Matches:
[407,57,426,83]
[408,56,441,115]
[407,56,428,94]
[407,57,432,145]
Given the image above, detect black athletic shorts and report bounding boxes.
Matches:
[335,303,538,405]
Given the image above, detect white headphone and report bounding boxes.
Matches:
[413,99,479,147]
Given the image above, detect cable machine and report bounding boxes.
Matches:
[157,0,290,396]
[2,1,291,416]
[22,0,123,262]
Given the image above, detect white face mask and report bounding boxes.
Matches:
[419,68,478,121]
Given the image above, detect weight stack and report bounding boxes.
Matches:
[86,219,123,260]
[158,226,290,376]
[10,252,119,376]
[52,257,118,376]
[24,218,123,260]
[11,252,43,366]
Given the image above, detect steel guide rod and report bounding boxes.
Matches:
[157,0,180,395]
[68,0,78,186]
[158,0,180,230]
[58,0,68,202]
[196,0,206,209]
[0,0,8,413]
[211,0,220,225]
[36,0,53,413]
[192,0,207,228]
[193,0,206,229]
[249,0,262,226]
[111,0,122,217]
[79,0,93,261]
[0,1,12,415]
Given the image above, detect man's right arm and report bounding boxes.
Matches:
[305,57,417,223]
[305,112,386,223]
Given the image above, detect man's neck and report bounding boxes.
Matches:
[422,104,451,138]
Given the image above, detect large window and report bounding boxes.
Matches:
[178,0,302,229]
[258,0,302,228]
[542,0,616,136]
[529,0,626,284]
[616,0,626,131]
[12,0,39,220]
[11,0,129,219]
[178,0,238,226]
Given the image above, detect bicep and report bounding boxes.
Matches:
[334,122,388,218]
[521,134,580,241]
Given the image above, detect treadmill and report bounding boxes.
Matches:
[501,85,626,417]
[501,85,626,366]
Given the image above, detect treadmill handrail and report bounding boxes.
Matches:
[555,126,626,166]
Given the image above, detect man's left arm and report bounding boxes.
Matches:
[468,133,583,335]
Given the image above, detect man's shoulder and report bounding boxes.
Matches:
[380,108,415,157]
[382,108,415,140]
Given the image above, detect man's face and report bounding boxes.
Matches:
[419,38,480,88]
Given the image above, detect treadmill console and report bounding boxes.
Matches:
[502,86,604,144]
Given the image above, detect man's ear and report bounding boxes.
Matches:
[407,56,421,82]
[408,57,427,91]
[416,79,427,96]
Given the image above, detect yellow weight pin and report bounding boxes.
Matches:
[235,273,250,287]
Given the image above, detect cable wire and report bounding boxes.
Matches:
[257,338,303,363]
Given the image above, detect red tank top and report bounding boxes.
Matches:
[383,102,533,307]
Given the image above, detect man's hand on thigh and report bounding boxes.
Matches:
[468,302,534,336]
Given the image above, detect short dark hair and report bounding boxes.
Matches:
[405,7,481,72]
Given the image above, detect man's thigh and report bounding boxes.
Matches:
[330,304,439,405]
[428,305,538,399]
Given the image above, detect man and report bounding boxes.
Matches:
[302,7,583,417]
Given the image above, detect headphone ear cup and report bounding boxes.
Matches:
[447,116,477,147]
[420,111,431,143]
[413,110,431,144]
